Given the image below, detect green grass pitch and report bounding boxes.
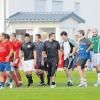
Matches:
[0,70,100,100]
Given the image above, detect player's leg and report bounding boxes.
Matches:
[5,62,13,88]
[94,64,100,86]
[93,53,100,86]
[50,58,58,88]
[77,65,86,87]
[24,60,34,87]
[11,71,20,87]
[0,72,4,89]
[25,71,33,87]
[23,61,30,87]
[64,58,73,86]
[46,67,51,86]
[2,72,8,84]
[14,67,22,85]
[44,58,50,86]
[10,63,18,87]
[47,61,52,86]
[50,66,57,88]
[77,59,87,87]
[2,67,12,88]
[6,71,13,88]
[35,64,45,86]
[0,62,5,89]
[36,69,45,86]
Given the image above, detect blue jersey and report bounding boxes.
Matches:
[79,38,92,59]
[34,42,44,67]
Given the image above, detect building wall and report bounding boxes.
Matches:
[7,21,60,41]
[7,21,60,34]
[7,17,80,41]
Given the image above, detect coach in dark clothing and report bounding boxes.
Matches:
[42,33,61,88]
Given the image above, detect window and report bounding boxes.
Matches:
[39,28,56,40]
[52,0,63,12]
[34,0,46,12]
[16,29,33,42]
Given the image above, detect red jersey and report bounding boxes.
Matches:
[0,41,2,58]
[0,40,12,62]
[12,39,22,59]
[12,39,22,67]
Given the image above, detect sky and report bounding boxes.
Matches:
[78,0,100,30]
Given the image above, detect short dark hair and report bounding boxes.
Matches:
[2,33,10,40]
[2,33,7,39]
[25,33,30,37]
[12,33,16,37]
[6,34,10,40]
[49,32,55,38]
[61,31,68,36]
[78,30,85,36]
[35,34,41,39]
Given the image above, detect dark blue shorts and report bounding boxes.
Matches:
[77,58,87,69]
[0,62,11,72]
[64,57,73,69]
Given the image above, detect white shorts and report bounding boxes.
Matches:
[92,53,100,66]
[23,60,34,72]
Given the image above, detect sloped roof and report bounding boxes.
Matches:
[7,12,85,23]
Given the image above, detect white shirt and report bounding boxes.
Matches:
[63,41,71,60]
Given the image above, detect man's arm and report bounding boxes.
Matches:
[57,42,62,63]
[70,45,78,56]
[6,49,13,61]
[86,43,94,52]
[42,51,45,65]
[58,49,62,64]
[86,39,94,52]
[6,42,13,61]
[42,42,47,65]
[69,39,78,56]
[33,50,37,67]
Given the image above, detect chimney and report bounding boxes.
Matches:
[74,1,80,14]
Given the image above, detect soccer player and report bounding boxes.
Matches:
[77,30,93,87]
[60,31,77,86]
[91,28,100,86]
[34,34,45,86]
[21,33,36,87]
[3,34,13,88]
[0,33,3,87]
[42,33,61,88]
[0,33,13,89]
[10,33,22,87]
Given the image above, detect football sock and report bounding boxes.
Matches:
[39,73,44,84]
[28,74,33,84]
[51,82,55,85]
[97,71,100,82]
[47,75,50,85]
[1,82,4,87]
[26,74,30,85]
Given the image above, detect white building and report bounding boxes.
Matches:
[0,0,84,41]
